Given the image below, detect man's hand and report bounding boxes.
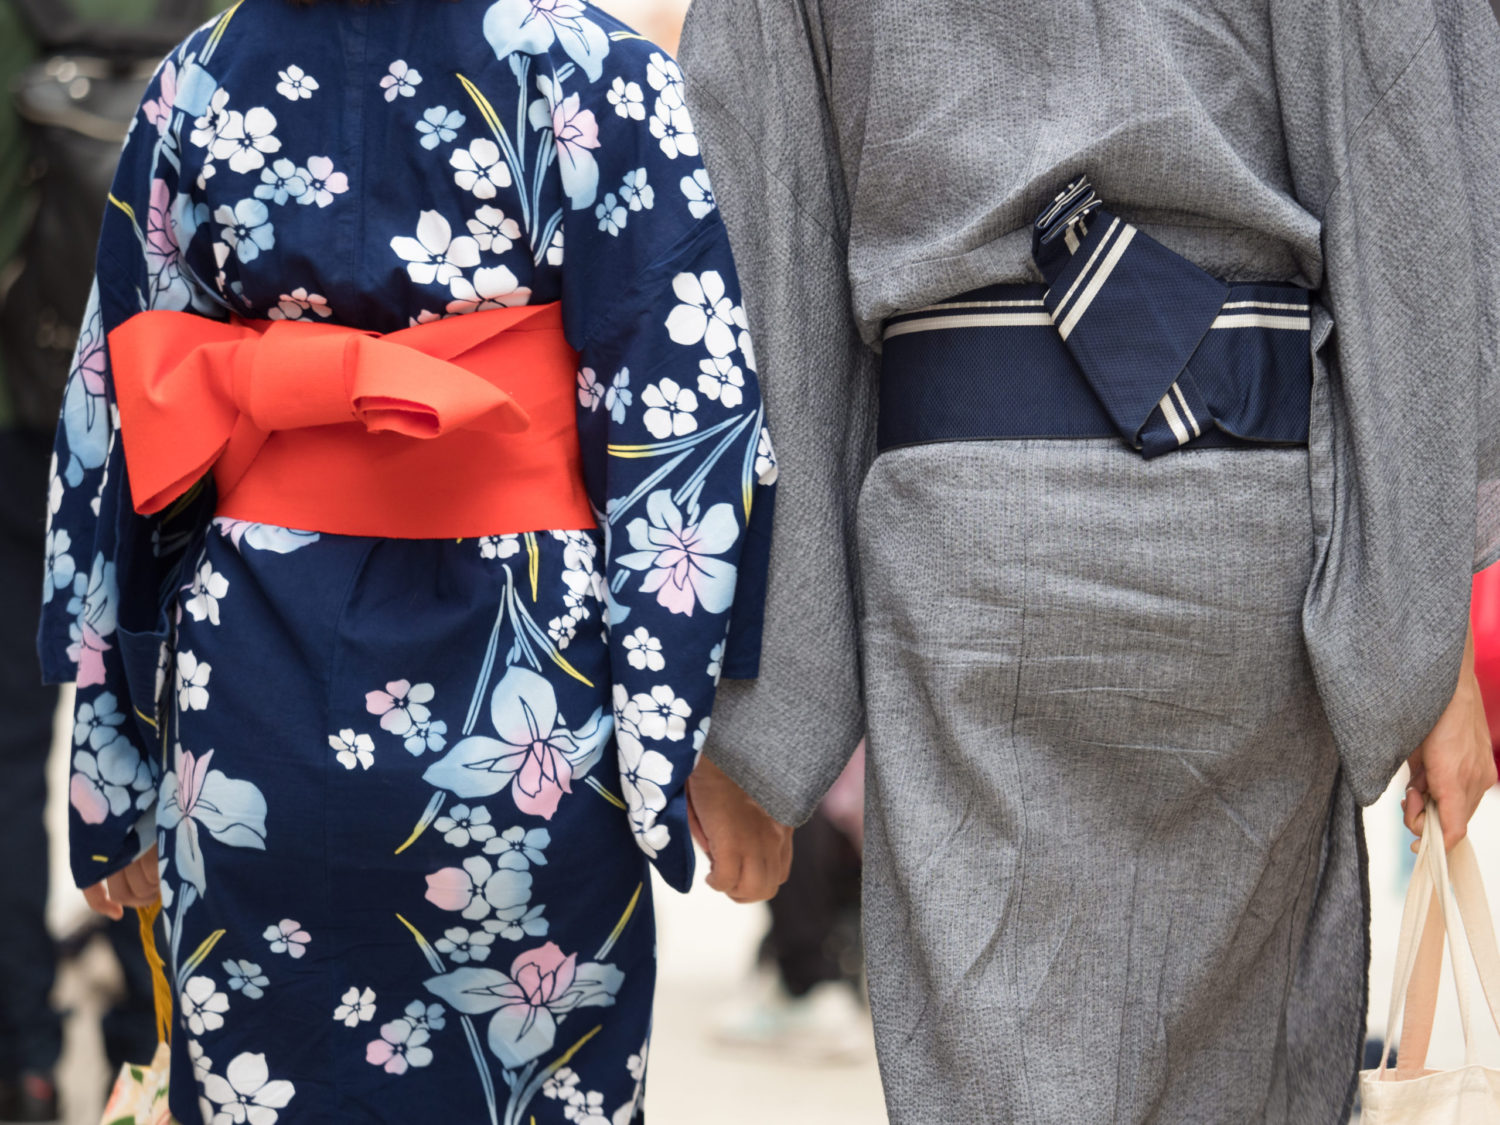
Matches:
[1404,626,1496,851]
[81,845,160,920]
[686,756,793,903]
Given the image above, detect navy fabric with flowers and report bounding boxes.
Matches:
[35,2,775,1121]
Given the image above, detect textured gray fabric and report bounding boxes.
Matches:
[681,0,1500,817]
[855,441,1350,1124]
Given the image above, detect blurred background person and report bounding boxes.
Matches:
[0,2,225,1121]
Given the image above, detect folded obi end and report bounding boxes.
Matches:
[109,302,595,539]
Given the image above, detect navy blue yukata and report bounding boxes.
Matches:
[36,2,776,1121]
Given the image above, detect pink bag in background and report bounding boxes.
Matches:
[1472,565,1500,774]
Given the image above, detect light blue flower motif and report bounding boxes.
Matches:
[224,959,269,1000]
[422,667,608,820]
[66,555,118,687]
[604,368,632,425]
[482,826,551,870]
[214,199,276,263]
[158,744,269,898]
[615,490,741,617]
[424,944,624,1070]
[254,159,309,206]
[61,291,109,488]
[619,168,654,212]
[43,529,75,604]
[483,0,611,83]
[680,168,715,220]
[404,719,448,756]
[415,106,465,150]
[74,691,126,752]
[485,902,548,942]
[214,519,321,554]
[595,192,626,236]
[404,1000,446,1032]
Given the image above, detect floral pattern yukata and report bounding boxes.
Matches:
[36,3,775,1122]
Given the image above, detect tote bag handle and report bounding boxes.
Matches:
[1379,801,1500,1079]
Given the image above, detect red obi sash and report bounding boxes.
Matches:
[108,303,596,539]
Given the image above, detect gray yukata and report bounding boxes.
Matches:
[678,0,1500,1122]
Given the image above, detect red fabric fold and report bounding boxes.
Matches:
[108,303,595,539]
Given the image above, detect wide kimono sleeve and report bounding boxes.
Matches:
[1271,0,1500,803]
[37,53,216,889]
[547,36,777,890]
[677,0,878,826]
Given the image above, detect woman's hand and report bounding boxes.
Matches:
[1403,626,1496,850]
[686,756,793,903]
[80,845,160,920]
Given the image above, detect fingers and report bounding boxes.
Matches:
[705,845,744,898]
[81,880,124,921]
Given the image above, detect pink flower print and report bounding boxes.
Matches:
[511,943,576,1011]
[425,856,533,924]
[69,621,111,688]
[73,324,107,397]
[616,490,740,617]
[69,770,111,825]
[527,76,600,210]
[365,1019,433,1075]
[551,93,599,179]
[365,680,434,737]
[143,61,178,136]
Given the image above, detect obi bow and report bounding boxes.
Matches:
[108,302,595,540]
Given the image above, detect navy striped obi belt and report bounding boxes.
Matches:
[878,178,1313,458]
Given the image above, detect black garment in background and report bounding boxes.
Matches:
[0,430,156,1077]
[0,427,62,1075]
[761,810,862,997]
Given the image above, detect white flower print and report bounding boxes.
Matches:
[479,535,520,560]
[696,355,746,408]
[182,560,229,625]
[707,639,724,681]
[693,714,711,758]
[202,1052,296,1124]
[547,613,579,649]
[482,825,550,869]
[755,426,778,485]
[364,679,434,737]
[544,227,565,267]
[224,959,268,1001]
[254,159,308,206]
[632,685,691,742]
[391,211,481,287]
[466,205,520,254]
[595,193,627,237]
[560,567,601,617]
[450,138,511,200]
[641,378,698,440]
[445,265,531,315]
[680,168,716,219]
[276,65,318,101]
[334,986,377,1027]
[380,60,422,102]
[646,52,685,109]
[577,367,604,411]
[328,729,375,771]
[620,167,654,212]
[176,650,212,711]
[294,156,348,209]
[182,976,230,1036]
[403,1000,446,1032]
[190,86,232,151]
[434,803,496,848]
[483,0,612,82]
[434,926,495,964]
[543,1068,581,1104]
[267,288,332,322]
[190,1038,213,1083]
[648,98,698,160]
[604,368,633,424]
[607,76,644,120]
[623,627,665,672]
[664,270,743,358]
[263,919,310,959]
[556,529,598,571]
[214,199,275,264]
[43,529,75,603]
[366,1019,432,1075]
[210,106,281,174]
[416,105,465,150]
[619,737,672,820]
[47,454,62,516]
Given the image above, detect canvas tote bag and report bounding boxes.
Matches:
[1360,801,1500,1122]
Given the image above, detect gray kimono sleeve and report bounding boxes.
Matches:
[1274,0,1500,804]
[679,0,878,825]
